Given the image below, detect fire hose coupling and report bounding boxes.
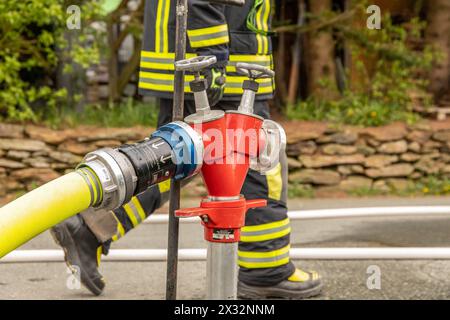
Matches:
[77,148,137,211]
[251,119,287,173]
[78,121,203,211]
[148,121,203,182]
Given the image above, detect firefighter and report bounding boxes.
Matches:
[51,0,323,299]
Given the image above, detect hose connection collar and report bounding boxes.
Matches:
[151,121,203,181]
[78,148,137,211]
[78,121,203,210]
[250,120,287,173]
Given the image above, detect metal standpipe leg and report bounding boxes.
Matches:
[206,242,238,300]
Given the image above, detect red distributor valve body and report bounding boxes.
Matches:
[176,111,268,242]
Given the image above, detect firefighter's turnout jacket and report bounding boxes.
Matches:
[139,0,275,100]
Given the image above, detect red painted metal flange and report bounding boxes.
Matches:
[176,196,266,242]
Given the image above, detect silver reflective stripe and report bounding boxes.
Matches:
[139,77,191,88]
[229,60,270,67]
[140,78,174,86]
[141,57,174,64]
[159,0,167,52]
[259,0,268,54]
[240,223,290,237]
[238,252,290,263]
[127,201,142,224]
[189,30,229,43]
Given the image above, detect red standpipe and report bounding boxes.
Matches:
[175,111,267,242]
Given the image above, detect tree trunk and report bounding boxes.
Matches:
[426,0,450,102]
[274,0,288,105]
[306,0,337,97]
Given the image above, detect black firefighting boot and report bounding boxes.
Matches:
[51,214,106,296]
[238,268,323,299]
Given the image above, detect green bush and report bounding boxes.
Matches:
[45,98,159,128]
[0,0,103,121]
[287,12,440,126]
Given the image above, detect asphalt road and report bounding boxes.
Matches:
[2,196,450,299]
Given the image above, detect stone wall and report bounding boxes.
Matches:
[1,120,450,198]
[285,120,450,196]
[0,124,151,197]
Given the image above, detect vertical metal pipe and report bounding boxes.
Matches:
[166,0,188,300]
[206,242,238,300]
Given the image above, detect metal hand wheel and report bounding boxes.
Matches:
[175,56,217,72]
[236,62,275,79]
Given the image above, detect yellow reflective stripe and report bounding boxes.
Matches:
[162,0,170,52]
[155,0,164,52]
[261,0,271,54]
[141,52,272,69]
[224,86,272,95]
[155,0,170,52]
[139,82,179,92]
[239,257,290,269]
[240,227,291,242]
[188,25,229,48]
[255,0,271,54]
[140,71,174,80]
[226,76,272,83]
[111,214,125,242]
[141,51,197,59]
[238,256,290,269]
[140,61,174,70]
[139,51,275,95]
[158,179,171,193]
[138,71,195,92]
[227,57,271,73]
[139,71,195,82]
[256,2,264,54]
[96,246,102,266]
[189,36,230,48]
[131,197,146,222]
[241,217,291,242]
[187,24,228,37]
[124,203,140,227]
[242,217,289,233]
[229,54,271,62]
[238,245,290,269]
[266,163,282,200]
[238,244,290,259]
[141,52,270,61]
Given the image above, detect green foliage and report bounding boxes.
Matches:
[347,186,385,197]
[0,0,104,121]
[287,8,440,126]
[288,183,315,198]
[45,98,159,128]
[347,176,450,197]
[410,176,450,196]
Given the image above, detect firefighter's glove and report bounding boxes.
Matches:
[202,67,226,107]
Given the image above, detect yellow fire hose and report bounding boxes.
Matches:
[0,169,101,258]
[0,123,203,260]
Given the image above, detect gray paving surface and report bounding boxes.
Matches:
[2,196,450,299]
